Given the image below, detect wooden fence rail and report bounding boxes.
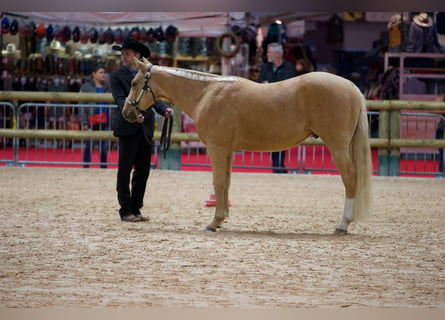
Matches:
[1,92,445,175]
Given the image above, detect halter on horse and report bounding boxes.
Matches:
[125,64,156,121]
[125,64,173,157]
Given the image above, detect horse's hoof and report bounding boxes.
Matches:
[205,226,217,232]
[334,228,348,235]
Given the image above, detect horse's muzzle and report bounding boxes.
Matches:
[122,104,139,123]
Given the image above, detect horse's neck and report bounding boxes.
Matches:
[152,66,212,118]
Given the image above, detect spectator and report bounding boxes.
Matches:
[406,13,444,54]
[256,42,295,173]
[406,13,444,69]
[79,64,111,168]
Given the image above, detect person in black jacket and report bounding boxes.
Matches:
[111,38,172,222]
[257,42,296,173]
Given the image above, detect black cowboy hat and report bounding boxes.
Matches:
[46,24,54,41]
[72,26,80,42]
[104,27,114,44]
[97,27,106,44]
[9,19,19,35]
[89,27,98,43]
[112,37,151,58]
[62,25,72,42]
[147,27,156,43]
[165,25,179,42]
[113,27,123,44]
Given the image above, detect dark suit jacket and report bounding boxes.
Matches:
[110,66,168,138]
[256,60,295,83]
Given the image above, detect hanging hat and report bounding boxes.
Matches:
[387,14,402,29]
[47,40,65,54]
[413,13,433,28]
[1,17,10,34]
[53,25,62,41]
[2,43,21,59]
[165,25,179,42]
[139,27,148,42]
[89,27,98,43]
[46,24,54,41]
[130,27,141,41]
[24,22,35,39]
[365,38,388,59]
[97,27,106,44]
[112,37,151,58]
[9,19,19,35]
[155,26,164,42]
[147,27,156,43]
[72,26,80,42]
[114,27,123,44]
[122,27,130,39]
[62,25,71,42]
[80,27,89,43]
[36,23,46,38]
[105,27,114,44]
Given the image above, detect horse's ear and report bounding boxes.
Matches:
[142,57,149,64]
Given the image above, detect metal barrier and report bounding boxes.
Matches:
[0,102,15,166]
[399,111,444,175]
[13,103,120,168]
[0,102,165,169]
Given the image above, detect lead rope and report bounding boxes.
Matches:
[160,111,174,158]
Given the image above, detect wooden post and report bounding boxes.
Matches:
[378,110,389,176]
[389,110,400,176]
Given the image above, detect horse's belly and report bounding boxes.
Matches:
[234,130,310,152]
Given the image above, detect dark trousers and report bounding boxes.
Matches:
[271,150,287,173]
[117,131,153,217]
[83,139,109,168]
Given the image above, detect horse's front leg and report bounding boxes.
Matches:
[205,182,226,232]
[205,146,232,232]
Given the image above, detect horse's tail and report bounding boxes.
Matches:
[351,93,372,221]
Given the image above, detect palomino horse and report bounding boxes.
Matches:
[123,57,372,234]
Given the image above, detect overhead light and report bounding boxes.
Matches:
[275,20,282,24]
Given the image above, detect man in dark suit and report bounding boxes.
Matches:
[111,38,172,222]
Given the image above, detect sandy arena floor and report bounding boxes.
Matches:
[0,167,444,307]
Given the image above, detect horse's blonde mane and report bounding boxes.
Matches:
[156,65,240,83]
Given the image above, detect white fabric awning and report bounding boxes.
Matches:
[7,12,231,37]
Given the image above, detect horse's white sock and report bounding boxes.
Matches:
[337,197,354,231]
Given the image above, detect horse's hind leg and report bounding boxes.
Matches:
[330,147,357,234]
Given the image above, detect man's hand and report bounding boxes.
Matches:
[136,114,145,123]
[165,108,173,118]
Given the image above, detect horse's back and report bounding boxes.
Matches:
[298,71,358,92]
[296,71,363,113]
